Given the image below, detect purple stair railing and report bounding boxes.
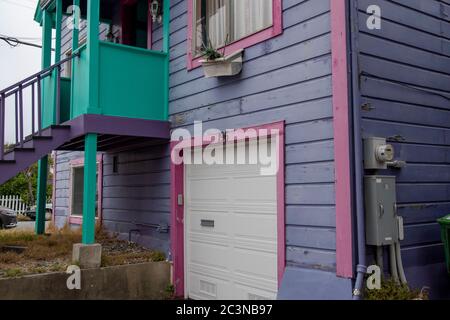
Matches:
[0,53,77,161]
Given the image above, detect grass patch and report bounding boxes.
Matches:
[4,268,23,278]
[364,279,429,300]
[0,223,165,278]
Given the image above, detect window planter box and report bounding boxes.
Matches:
[200,49,244,78]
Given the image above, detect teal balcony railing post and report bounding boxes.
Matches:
[87,0,101,115]
[54,0,62,124]
[35,8,53,235]
[70,0,80,120]
[163,0,170,120]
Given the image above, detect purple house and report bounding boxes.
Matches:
[0,0,449,299]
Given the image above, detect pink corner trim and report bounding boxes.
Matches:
[170,121,285,297]
[331,0,353,278]
[186,0,283,70]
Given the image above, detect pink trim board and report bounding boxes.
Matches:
[170,121,286,297]
[331,0,353,278]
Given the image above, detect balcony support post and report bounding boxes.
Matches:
[82,133,98,244]
[35,156,48,235]
[35,9,53,235]
[87,0,101,114]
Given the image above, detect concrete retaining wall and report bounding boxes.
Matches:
[0,262,171,300]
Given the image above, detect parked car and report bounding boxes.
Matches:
[24,204,52,221]
[0,206,17,229]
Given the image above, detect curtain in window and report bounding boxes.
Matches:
[194,0,273,55]
[232,0,273,41]
[207,0,228,48]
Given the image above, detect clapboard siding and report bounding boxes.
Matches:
[101,145,171,253]
[103,0,336,269]
[355,0,450,269]
[163,0,335,271]
[52,0,336,270]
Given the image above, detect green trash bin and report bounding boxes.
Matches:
[438,214,450,274]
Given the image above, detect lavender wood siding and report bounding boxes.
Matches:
[53,0,353,298]
[104,0,339,269]
[353,0,450,297]
[101,145,171,253]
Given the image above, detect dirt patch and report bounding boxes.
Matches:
[17,214,31,222]
[0,223,165,279]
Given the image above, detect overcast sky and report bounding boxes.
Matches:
[0,0,45,143]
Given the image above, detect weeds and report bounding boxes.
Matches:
[0,223,165,278]
[364,279,429,300]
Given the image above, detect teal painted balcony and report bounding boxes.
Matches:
[71,41,168,121]
[34,0,169,127]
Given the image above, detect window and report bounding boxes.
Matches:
[69,157,102,222]
[188,0,282,69]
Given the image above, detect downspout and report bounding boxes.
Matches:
[347,0,367,299]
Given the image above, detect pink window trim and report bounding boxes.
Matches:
[68,155,103,226]
[170,121,285,297]
[331,0,353,278]
[186,0,283,70]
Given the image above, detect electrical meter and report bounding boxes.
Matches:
[364,137,395,170]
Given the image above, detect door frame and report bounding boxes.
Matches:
[170,121,285,297]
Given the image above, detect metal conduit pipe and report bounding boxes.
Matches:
[395,242,408,284]
[348,0,368,299]
[389,244,399,283]
[376,246,384,274]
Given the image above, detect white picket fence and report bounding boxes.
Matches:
[0,195,27,215]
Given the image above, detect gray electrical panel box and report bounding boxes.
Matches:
[364,176,398,246]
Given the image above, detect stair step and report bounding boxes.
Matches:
[0,159,15,164]
[50,124,71,130]
[12,147,35,152]
[32,135,53,140]
[3,148,35,161]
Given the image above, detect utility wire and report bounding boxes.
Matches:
[0,35,56,50]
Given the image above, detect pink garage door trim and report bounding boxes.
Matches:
[170,121,285,297]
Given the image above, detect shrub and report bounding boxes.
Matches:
[364,279,429,300]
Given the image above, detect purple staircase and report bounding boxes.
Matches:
[0,55,75,185]
[0,54,171,186]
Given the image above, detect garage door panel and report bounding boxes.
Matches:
[233,213,277,241]
[188,210,230,236]
[233,283,277,300]
[189,241,230,271]
[188,272,231,300]
[233,249,277,281]
[231,176,277,201]
[185,141,278,300]
[188,178,229,201]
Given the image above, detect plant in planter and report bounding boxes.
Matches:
[199,37,243,78]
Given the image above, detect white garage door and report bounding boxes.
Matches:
[185,143,278,300]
